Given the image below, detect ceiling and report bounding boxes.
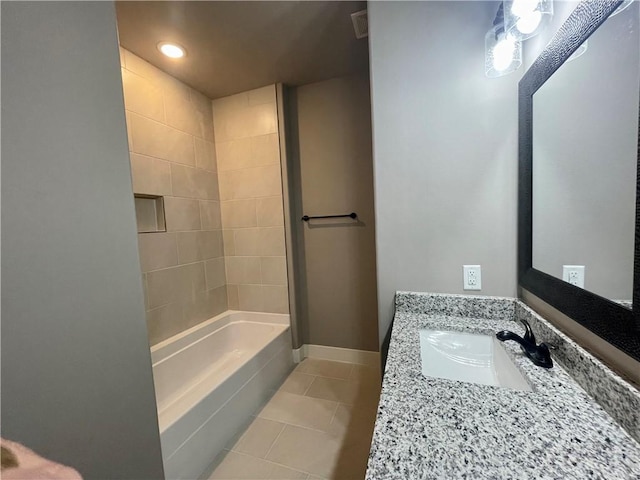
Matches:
[115,1,369,100]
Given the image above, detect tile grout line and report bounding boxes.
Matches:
[301,374,318,396]
[262,422,287,460]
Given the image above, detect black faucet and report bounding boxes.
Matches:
[496,319,553,369]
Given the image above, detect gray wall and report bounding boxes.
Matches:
[1,3,165,478]
[529,2,639,300]
[293,74,379,351]
[369,1,520,345]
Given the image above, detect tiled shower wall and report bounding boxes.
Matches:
[213,86,289,314]
[120,48,227,345]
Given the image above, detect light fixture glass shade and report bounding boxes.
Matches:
[504,0,553,41]
[485,25,522,78]
[609,0,635,17]
[567,40,588,62]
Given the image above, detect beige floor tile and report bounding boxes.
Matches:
[231,417,286,459]
[305,377,358,405]
[258,391,338,431]
[349,364,381,386]
[278,372,316,395]
[209,450,307,479]
[265,425,341,478]
[295,359,353,380]
[327,404,377,443]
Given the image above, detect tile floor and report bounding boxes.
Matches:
[208,358,381,480]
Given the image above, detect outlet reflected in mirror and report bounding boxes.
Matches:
[532,3,640,309]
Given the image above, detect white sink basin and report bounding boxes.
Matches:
[419,330,531,391]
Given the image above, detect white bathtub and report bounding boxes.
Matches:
[150,311,293,480]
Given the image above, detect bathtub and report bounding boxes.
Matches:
[150,311,293,480]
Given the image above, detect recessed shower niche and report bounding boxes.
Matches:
[134,195,166,233]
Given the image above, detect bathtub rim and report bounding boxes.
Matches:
[150,310,290,364]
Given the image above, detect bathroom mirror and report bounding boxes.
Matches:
[519,0,640,362]
[532,3,639,308]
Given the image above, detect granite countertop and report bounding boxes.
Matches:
[366,292,640,479]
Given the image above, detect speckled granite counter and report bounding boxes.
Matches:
[366,292,640,479]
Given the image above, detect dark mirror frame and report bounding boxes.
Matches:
[518,0,640,362]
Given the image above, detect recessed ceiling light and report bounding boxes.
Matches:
[157,42,186,59]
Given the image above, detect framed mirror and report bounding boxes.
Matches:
[519,0,640,361]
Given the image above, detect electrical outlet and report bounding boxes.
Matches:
[463,265,482,290]
[562,265,585,288]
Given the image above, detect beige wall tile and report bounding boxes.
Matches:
[227,284,239,309]
[159,73,192,105]
[123,49,163,82]
[125,111,133,150]
[248,85,276,106]
[216,134,279,172]
[194,137,217,171]
[177,231,223,264]
[165,95,201,137]
[142,274,149,310]
[212,93,249,143]
[205,257,226,289]
[164,197,201,231]
[146,302,185,346]
[146,263,205,309]
[138,233,178,273]
[250,134,280,167]
[171,163,218,200]
[215,138,251,172]
[256,196,284,227]
[130,153,172,196]
[218,165,282,200]
[129,113,195,166]
[223,229,235,256]
[190,89,215,141]
[182,286,227,328]
[260,257,287,285]
[221,199,256,228]
[226,256,261,284]
[262,285,289,314]
[119,46,126,68]
[213,102,277,142]
[238,284,263,311]
[121,69,164,122]
[259,227,286,256]
[200,200,222,229]
[234,228,260,256]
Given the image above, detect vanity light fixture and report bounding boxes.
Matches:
[485,25,522,78]
[567,40,588,62]
[503,0,553,41]
[157,42,186,59]
[609,0,634,16]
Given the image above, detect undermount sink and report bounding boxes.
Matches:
[419,330,531,391]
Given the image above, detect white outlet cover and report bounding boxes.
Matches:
[562,265,585,288]
[463,265,481,290]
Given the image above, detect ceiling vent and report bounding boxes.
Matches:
[351,10,368,39]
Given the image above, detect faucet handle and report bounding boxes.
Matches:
[519,318,536,345]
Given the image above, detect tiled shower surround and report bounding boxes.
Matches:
[120,48,288,346]
[212,88,289,315]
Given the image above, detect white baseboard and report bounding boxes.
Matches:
[292,344,379,367]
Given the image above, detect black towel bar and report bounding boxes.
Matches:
[301,212,357,222]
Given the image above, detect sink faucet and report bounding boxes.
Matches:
[496,319,553,369]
